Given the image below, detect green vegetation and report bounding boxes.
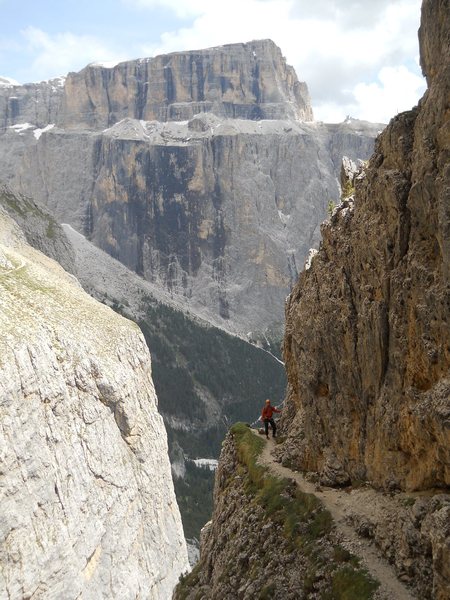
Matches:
[138,299,286,439]
[176,562,203,600]
[231,423,379,599]
[260,583,276,598]
[341,179,355,199]
[173,461,215,540]
[1,187,40,217]
[325,566,379,600]
[45,219,58,240]
[327,200,336,216]
[231,423,332,549]
[111,296,286,544]
[174,423,379,599]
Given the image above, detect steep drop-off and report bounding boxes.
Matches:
[0,204,188,598]
[63,223,287,548]
[174,426,382,600]
[0,182,75,274]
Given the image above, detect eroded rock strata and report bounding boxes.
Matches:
[0,205,188,598]
[59,39,313,128]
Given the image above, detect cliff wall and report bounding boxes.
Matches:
[0,40,311,131]
[280,0,449,492]
[0,77,64,130]
[59,40,313,128]
[0,205,188,598]
[0,40,380,336]
[175,3,450,598]
[1,115,380,336]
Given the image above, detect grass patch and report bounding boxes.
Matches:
[401,496,416,507]
[324,565,379,600]
[46,219,58,240]
[230,423,378,599]
[332,546,360,567]
[231,423,332,550]
[175,562,203,600]
[260,583,276,598]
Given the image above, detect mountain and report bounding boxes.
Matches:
[0,40,382,339]
[175,0,450,597]
[0,190,188,598]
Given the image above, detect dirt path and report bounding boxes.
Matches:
[256,434,417,600]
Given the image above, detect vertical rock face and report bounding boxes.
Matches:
[0,77,64,129]
[59,40,313,129]
[0,40,381,337]
[3,117,380,335]
[281,0,449,492]
[0,208,188,598]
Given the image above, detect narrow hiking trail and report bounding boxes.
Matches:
[256,433,417,600]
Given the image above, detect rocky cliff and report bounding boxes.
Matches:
[279,0,449,493]
[0,39,310,131]
[59,40,313,128]
[0,202,188,598]
[0,115,380,336]
[62,222,287,552]
[0,76,64,129]
[0,40,381,337]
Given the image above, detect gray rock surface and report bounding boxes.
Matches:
[0,39,382,337]
[0,207,188,599]
[0,115,381,336]
[59,40,313,129]
[0,77,64,129]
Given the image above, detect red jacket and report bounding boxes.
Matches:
[261,405,280,420]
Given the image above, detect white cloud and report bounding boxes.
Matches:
[20,27,126,82]
[124,0,209,18]
[352,65,425,123]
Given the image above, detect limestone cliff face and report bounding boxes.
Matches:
[59,40,312,129]
[2,116,379,335]
[0,40,381,336]
[280,0,449,492]
[0,208,188,598]
[0,77,64,129]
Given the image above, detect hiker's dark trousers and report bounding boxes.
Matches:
[264,418,276,437]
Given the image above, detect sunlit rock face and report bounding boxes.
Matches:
[58,40,313,129]
[0,40,381,336]
[281,0,449,494]
[0,207,188,599]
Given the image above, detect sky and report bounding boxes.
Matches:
[0,0,426,123]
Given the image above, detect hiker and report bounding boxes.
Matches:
[261,399,281,440]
